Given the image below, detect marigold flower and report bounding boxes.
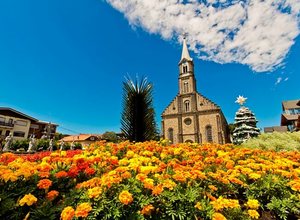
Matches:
[84,167,96,175]
[55,171,68,178]
[61,206,75,220]
[37,179,52,189]
[248,210,260,219]
[88,187,102,199]
[212,212,227,220]
[46,190,59,201]
[194,202,202,210]
[210,197,240,211]
[75,202,92,218]
[152,184,163,196]
[209,185,218,191]
[19,193,37,206]
[140,204,155,215]
[248,173,261,180]
[246,199,260,209]
[119,190,133,205]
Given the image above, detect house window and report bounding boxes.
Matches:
[168,128,174,144]
[216,115,221,131]
[206,125,213,143]
[184,100,190,112]
[15,120,27,126]
[5,130,10,136]
[13,131,25,137]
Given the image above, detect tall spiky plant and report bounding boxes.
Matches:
[121,77,157,142]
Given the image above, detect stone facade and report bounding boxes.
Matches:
[161,39,230,144]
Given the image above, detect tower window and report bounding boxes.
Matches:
[183,65,188,73]
[168,128,174,144]
[206,125,213,143]
[184,100,190,112]
[183,82,189,93]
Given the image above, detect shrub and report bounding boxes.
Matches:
[240,131,300,151]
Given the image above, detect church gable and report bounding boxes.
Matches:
[196,93,220,112]
[162,96,178,116]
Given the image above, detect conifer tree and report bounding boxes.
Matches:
[233,96,260,145]
[121,77,158,142]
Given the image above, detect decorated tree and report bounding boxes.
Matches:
[233,96,260,145]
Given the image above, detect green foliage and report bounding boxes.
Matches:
[11,139,29,151]
[266,195,300,220]
[102,131,121,143]
[121,76,158,142]
[240,131,300,151]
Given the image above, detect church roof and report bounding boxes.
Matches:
[179,38,192,63]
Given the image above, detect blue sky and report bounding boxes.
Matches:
[0,0,299,134]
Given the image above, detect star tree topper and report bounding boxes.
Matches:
[235,95,247,106]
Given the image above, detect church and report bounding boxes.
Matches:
[161,38,230,144]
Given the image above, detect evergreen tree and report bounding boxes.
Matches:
[121,77,158,142]
[233,96,260,145]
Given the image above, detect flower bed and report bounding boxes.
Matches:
[0,141,300,219]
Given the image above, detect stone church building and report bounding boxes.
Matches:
[161,38,230,144]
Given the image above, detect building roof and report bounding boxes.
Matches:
[60,134,100,142]
[264,126,288,133]
[179,37,192,63]
[282,100,300,110]
[0,107,38,122]
[281,113,299,126]
[34,120,59,126]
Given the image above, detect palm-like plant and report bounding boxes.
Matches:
[121,77,157,142]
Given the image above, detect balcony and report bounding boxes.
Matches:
[0,121,14,128]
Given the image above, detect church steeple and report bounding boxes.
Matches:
[178,36,196,95]
[180,37,192,63]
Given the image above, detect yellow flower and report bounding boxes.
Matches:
[248,210,260,219]
[88,187,102,199]
[194,202,202,210]
[249,173,261,180]
[210,197,240,211]
[119,190,133,205]
[75,203,92,218]
[246,199,260,209]
[212,212,227,220]
[60,206,74,220]
[19,193,37,206]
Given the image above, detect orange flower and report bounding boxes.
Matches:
[46,190,59,201]
[75,203,92,218]
[19,193,37,206]
[152,184,163,196]
[140,204,155,215]
[248,210,260,219]
[212,212,227,220]
[37,179,52,189]
[55,171,68,178]
[119,190,133,205]
[61,206,74,220]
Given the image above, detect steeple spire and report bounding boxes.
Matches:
[180,36,192,62]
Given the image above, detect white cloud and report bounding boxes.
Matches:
[275,77,282,85]
[106,0,300,72]
[284,77,289,81]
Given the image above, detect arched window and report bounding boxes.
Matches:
[184,100,190,112]
[168,128,174,144]
[183,82,189,93]
[206,125,213,143]
[183,65,188,73]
